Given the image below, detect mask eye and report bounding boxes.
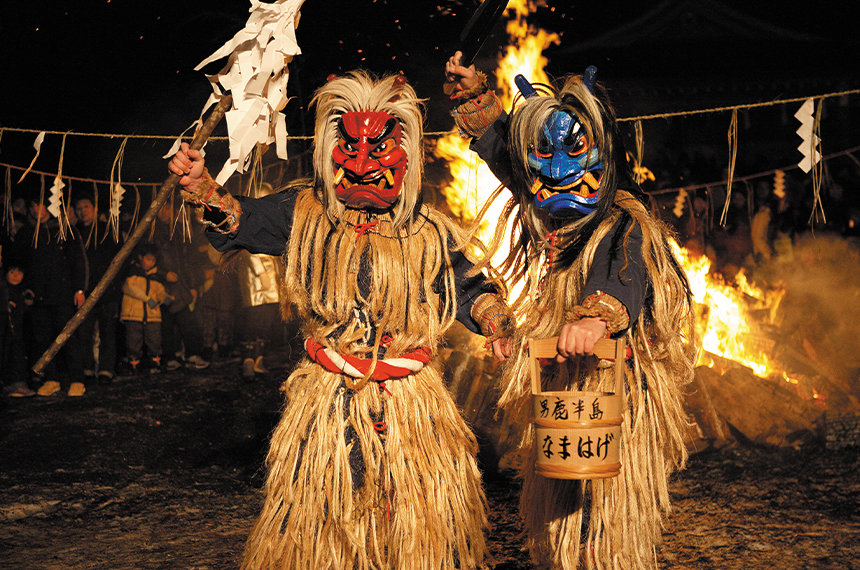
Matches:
[567,133,588,156]
[371,138,394,156]
[533,138,552,159]
[337,119,359,154]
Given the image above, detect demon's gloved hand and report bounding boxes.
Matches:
[167,142,242,234]
[444,51,503,138]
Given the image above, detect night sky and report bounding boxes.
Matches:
[1,1,857,186]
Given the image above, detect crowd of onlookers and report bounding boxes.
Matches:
[1,188,285,399]
[3,156,859,399]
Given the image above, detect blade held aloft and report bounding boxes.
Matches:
[458,0,509,66]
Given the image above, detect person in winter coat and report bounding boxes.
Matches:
[150,204,210,371]
[120,244,170,374]
[11,194,88,397]
[2,264,33,397]
[73,194,122,384]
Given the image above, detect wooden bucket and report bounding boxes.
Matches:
[529,336,626,480]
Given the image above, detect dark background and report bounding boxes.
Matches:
[1,0,858,188]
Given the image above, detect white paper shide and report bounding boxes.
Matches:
[195,0,305,186]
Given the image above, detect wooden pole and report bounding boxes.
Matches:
[32,95,233,376]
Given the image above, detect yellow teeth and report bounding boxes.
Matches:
[582,171,600,190]
[334,168,395,188]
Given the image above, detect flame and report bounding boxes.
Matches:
[435,0,559,297]
[496,0,560,109]
[672,241,786,378]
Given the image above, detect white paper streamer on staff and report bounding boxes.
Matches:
[794,98,821,173]
[194,0,305,186]
[673,188,687,218]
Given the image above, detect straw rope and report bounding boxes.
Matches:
[0,87,856,141]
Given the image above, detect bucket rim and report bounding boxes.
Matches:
[533,389,619,398]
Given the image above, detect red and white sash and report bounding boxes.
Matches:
[304,338,432,381]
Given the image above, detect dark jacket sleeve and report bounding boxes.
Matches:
[70,232,89,294]
[450,248,500,335]
[469,111,513,189]
[583,220,648,325]
[204,190,298,256]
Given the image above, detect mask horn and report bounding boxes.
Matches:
[515,74,539,99]
[583,65,597,93]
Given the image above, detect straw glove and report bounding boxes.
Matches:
[168,143,242,234]
[444,51,503,138]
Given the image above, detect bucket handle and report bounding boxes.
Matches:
[528,336,626,396]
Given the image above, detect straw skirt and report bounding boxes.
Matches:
[242,359,489,569]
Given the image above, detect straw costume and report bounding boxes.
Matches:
[172,71,512,569]
[446,60,697,569]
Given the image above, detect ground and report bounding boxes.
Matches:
[1,344,857,569]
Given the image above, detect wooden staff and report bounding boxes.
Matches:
[32,95,233,376]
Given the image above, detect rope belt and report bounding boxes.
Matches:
[304,338,432,381]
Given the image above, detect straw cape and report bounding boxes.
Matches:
[447,65,698,568]
[178,72,513,569]
[499,193,697,569]
[240,188,493,569]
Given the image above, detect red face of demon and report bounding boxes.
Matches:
[331,111,407,210]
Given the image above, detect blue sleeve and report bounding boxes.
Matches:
[469,111,513,189]
[583,220,648,325]
[205,190,298,256]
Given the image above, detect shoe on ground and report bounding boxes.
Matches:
[165,359,182,371]
[185,355,210,370]
[67,382,86,397]
[37,380,62,397]
[97,371,114,385]
[7,382,35,398]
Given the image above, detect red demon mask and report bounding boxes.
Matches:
[331,111,407,210]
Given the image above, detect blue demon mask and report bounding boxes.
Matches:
[527,109,603,217]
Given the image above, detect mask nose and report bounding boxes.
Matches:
[350,144,376,177]
[549,152,571,180]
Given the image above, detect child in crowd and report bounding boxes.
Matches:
[119,244,170,374]
[2,264,34,397]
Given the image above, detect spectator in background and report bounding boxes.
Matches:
[151,203,210,371]
[11,193,88,397]
[2,263,34,397]
[196,243,236,361]
[234,182,283,378]
[74,195,122,384]
[119,244,169,375]
[235,251,281,378]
